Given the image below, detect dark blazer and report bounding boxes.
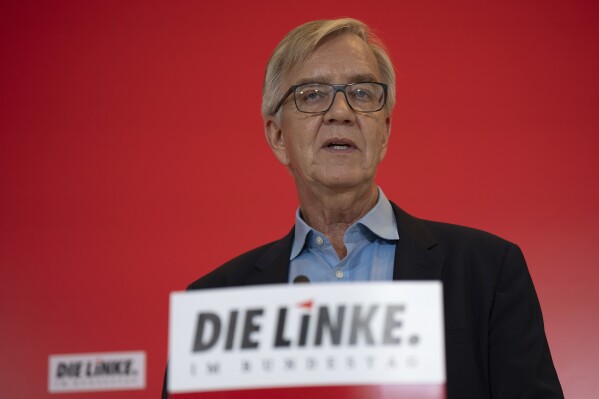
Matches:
[165,203,563,399]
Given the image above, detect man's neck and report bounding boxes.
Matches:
[297,183,379,259]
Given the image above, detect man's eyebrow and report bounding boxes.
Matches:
[294,73,380,86]
[348,73,379,83]
[295,76,328,85]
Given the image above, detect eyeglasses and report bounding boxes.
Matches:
[273,82,388,114]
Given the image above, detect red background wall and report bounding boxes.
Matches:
[1,1,598,398]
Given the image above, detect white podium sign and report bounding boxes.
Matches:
[168,282,444,394]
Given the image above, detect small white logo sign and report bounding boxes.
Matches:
[169,282,445,394]
[48,351,146,393]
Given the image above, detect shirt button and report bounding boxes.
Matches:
[315,236,324,246]
[335,269,344,279]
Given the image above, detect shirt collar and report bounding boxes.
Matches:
[290,187,399,260]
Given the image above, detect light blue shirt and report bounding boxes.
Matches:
[289,188,399,283]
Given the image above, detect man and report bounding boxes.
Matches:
[164,18,563,398]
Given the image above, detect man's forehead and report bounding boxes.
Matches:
[286,33,381,85]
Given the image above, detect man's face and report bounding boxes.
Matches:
[265,33,391,195]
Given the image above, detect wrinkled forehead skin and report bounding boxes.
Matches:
[285,33,382,86]
[287,32,382,83]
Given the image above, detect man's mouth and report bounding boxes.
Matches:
[328,143,351,150]
[323,139,355,151]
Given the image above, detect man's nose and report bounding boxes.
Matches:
[324,91,356,124]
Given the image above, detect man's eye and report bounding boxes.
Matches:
[300,90,327,102]
[350,88,372,101]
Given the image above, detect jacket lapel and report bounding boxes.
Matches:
[245,228,294,285]
[391,202,445,281]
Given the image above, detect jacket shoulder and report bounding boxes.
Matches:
[424,218,513,248]
[392,202,516,256]
[187,241,275,290]
[423,218,520,269]
[187,229,294,290]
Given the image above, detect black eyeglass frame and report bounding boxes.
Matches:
[272,82,388,114]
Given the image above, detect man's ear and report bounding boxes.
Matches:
[264,116,290,166]
[379,115,392,162]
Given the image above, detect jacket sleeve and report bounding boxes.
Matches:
[488,244,563,398]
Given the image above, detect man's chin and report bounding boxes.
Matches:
[316,173,374,192]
